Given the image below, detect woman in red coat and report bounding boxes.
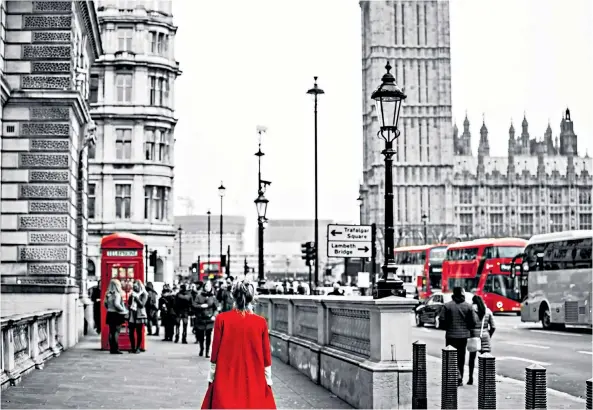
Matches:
[201,279,276,409]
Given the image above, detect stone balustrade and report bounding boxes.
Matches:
[255,295,417,409]
[1,310,63,390]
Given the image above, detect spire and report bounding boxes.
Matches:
[463,111,470,130]
[509,119,515,135]
[478,114,490,156]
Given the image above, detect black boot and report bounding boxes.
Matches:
[174,334,179,343]
[199,342,204,356]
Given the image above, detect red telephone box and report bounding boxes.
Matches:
[100,232,146,351]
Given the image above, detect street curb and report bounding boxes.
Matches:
[426,354,586,404]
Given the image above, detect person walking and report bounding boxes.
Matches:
[159,286,176,342]
[467,294,496,385]
[127,279,148,353]
[174,283,192,344]
[90,281,101,334]
[438,287,476,386]
[327,282,344,296]
[201,279,276,409]
[145,282,160,336]
[103,279,128,354]
[216,281,234,313]
[194,281,218,356]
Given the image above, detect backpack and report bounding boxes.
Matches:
[147,291,158,309]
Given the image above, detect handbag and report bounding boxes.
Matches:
[467,315,486,353]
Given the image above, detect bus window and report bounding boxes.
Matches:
[447,247,479,261]
[484,246,525,259]
[484,274,521,302]
[448,277,479,293]
[429,247,447,264]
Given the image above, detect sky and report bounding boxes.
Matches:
[171,0,593,250]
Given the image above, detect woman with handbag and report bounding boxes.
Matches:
[104,279,128,354]
[127,279,149,353]
[467,295,496,385]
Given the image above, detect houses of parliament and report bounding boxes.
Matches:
[358,0,592,245]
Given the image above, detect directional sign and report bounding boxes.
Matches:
[327,224,373,258]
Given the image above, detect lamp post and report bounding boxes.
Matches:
[371,61,407,299]
[422,214,428,245]
[357,195,364,224]
[307,77,324,288]
[177,226,182,273]
[207,210,211,267]
[255,126,271,288]
[218,182,226,265]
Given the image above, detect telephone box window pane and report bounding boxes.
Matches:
[127,267,134,278]
[119,267,126,278]
[111,267,118,278]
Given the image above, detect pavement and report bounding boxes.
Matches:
[412,313,592,400]
[1,334,352,409]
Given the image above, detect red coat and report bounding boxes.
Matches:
[201,309,276,409]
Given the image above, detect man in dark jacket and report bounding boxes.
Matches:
[90,281,101,334]
[159,286,176,341]
[174,283,192,344]
[438,287,476,386]
[145,282,159,336]
[216,282,234,312]
[327,282,344,296]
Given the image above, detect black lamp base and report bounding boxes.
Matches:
[374,279,406,299]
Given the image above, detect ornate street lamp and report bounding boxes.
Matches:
[255,192,269,286]
[422,214,428,245]
[371,61,407,299]
[218,182,226,268]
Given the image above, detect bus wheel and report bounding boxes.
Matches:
[415,313,423,327]
[541,304,552,329]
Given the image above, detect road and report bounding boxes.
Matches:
[410,314,593,399]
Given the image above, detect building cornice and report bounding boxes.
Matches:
[98,14,177,32]
[77,1,104,58]
[8,90,91,126]
[93,54,182,76]
[90,109,178,125]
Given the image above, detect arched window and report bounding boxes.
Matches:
[87,259,96,278]
[155,258,164,282]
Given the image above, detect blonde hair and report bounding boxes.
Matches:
[133,279,146,293]
[232,279,256,312]
[107,279,124,297]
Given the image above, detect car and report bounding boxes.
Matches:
[415,291,474,329]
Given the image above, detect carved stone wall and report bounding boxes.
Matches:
[0,1,97,287]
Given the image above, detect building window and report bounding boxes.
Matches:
[579,188,592,205]
[89,74,99,103]
[144,129,155,160]
[459,188,472,204]
[549,213,563,232]
[459,214,473,237]
[580,213,592,230]
[489,188,503,204]
[144,186,170,221]
[549,188,562,204]
[519,188,532,204]
[88,183,96,219]
[149,75,168,106]
[150,31,168,56]
[117,28,133,51]
[157,129,169,162]
[115,184,131,219]
[115,128,132,160]
[519,213,533,236]
[489,213,503,236]
[116,73,133,102]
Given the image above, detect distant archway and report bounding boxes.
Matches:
[155,258,164,282]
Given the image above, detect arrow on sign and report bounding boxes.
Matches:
[331,230,343,237]
[358,246,369,253]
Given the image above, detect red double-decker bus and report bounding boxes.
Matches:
[198,261,223,282]
[394,244,448,300]
[441,237,527,313]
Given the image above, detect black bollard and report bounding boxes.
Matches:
[478,353,496,409]
[525,364,547,409]
[441,345,458,410]
[412,340,427,409]
[586,378,592,410]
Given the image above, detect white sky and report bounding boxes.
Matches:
[172,0,593,249]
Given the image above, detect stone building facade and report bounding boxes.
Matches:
[358,0,593,247]
[0,0,102,348]
[87,0,181,285]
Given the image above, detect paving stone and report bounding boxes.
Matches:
[2,335,352,409]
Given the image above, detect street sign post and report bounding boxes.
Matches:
[327,224,373,258]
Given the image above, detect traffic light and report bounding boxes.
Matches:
[191,262,198,273]
[301,242,316,266]
[221,255,227,268]
[244,258,249,275]
[149,250,157,266]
